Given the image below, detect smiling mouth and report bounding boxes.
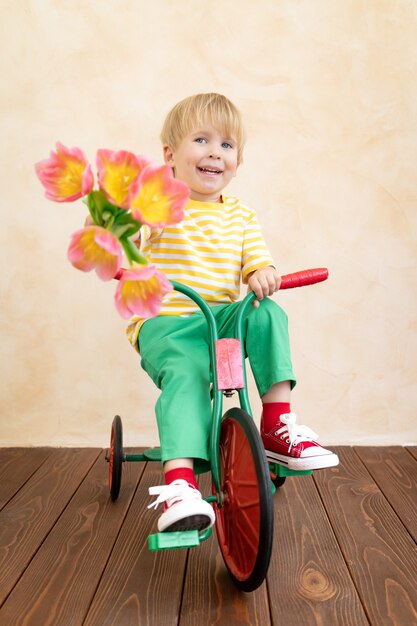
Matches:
[197,166,223,175]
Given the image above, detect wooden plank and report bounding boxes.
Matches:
[0,448,99,606]
[354,446,417,541]
[267,471,370,626]
[179,472,271,626]
[0,448,52,510]
[406,446,417,462]
[314,447,417,626]
[0,450,144,626]
[84,461,188,626]
[0,445,414,625]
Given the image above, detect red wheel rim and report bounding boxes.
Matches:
[215,416,261,581]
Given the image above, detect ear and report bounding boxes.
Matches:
[163,144,175,166]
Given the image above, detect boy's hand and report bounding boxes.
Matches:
[247,266,281,307]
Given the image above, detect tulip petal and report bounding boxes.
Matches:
[81,163,94,196]
[114,265,172,319]
[68,226,123,281]
[129,165,189,227]
[97,149,153,209]
[35,142,93,202]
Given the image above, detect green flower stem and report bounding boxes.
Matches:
[86,192,100,225]
[120,237,148,266]
[111,220,141,240]
[105,215,115,230]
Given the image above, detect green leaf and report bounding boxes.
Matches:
[113,223,141,239]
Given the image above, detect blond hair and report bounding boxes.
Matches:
[161,93,246,164]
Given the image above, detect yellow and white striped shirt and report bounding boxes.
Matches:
[126,195,275,349]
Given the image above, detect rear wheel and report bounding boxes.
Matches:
[214,407,274,592]
[109,415,123,501]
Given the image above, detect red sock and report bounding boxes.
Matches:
[164,467,198,489]
[262,402,291,432]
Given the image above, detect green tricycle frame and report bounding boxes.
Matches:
[106,269,327,592]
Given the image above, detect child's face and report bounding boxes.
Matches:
[163,122,239,202]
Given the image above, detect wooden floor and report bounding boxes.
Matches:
[0,446,416,626]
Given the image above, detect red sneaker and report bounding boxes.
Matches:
[148,479,215,532]
[261,412,339,471]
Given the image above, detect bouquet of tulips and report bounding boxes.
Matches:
[35,143,189,318]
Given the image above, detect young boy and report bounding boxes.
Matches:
[128,93,339,533]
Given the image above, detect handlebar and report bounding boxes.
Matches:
[114,267,329,289]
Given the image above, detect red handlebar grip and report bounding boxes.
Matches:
[280,268,328,290]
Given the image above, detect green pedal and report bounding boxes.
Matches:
[269,463,312,477]
[148,528,212,551]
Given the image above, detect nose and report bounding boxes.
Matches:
[208,143,221,159]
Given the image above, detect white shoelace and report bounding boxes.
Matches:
[275,412,319,452]
[147,479,202,511]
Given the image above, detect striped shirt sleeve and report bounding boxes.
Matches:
[241,205,275,283]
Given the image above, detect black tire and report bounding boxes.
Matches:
[273,475,286,488]
[269,466,287,489]
[214,407,274,592]
[109,415,123,501]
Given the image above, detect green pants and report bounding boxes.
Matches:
[138,298,296,465]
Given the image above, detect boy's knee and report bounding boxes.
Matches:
[250,297,288,324]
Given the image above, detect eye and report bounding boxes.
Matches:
[222,141,234,149]
[194,137,207,144]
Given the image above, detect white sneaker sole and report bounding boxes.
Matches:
[158,499,215,533]
[266,450,339,472]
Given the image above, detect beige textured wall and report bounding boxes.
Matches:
[1,0,416,447]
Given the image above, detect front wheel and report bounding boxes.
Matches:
[214,407,274,592]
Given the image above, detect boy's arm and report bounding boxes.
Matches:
[241,205,278,304]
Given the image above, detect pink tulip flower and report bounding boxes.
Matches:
[97,149,153,209]
[35,143,94,202]
[67,226,123,281]
[129,164,189,227]
[114,265,172,319]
